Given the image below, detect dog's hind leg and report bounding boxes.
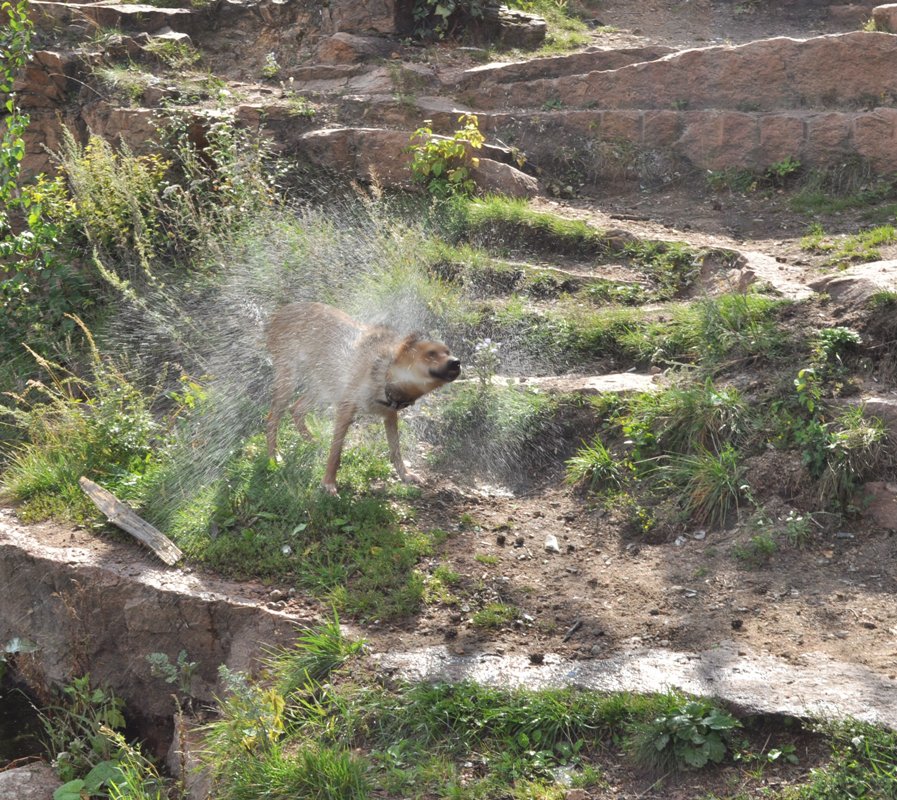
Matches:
[290,395,313,440]
[266,368,296,457]
[322,401,356,495]
[384,412,420,484]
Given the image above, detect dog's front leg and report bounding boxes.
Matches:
[384,412,421,485]
[322,401,356,495]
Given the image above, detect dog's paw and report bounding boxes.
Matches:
[321,480,340,496]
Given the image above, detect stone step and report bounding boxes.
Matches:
[0,508,311,735]
[78,2,197,34]
[374,640,897,729]
[460,32,897,114]
[453,45,675,92]
[403,103,897,182]
[499,372,661,395]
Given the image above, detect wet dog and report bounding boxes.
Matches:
[265,302,461,494]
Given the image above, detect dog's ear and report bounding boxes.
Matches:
[398,332,425,352]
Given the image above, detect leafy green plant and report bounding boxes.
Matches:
[408,114,485,197]
[734,532,778,567]
[765,156,801,186]
[813,326,861,376]
[146,649,199,698]
[628,698,740,774]
[40,676,127,784]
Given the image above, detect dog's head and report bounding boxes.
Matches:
[396,334,462,387]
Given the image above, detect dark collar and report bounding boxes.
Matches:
[377,385,415,411]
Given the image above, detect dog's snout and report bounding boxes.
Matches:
[447,358,461,371]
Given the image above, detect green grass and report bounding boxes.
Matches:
[196,624,897,800]
[471,602,518,628]
[801,223,897,268]
[446,196,616,257]
[783,721,897,799]
[146,429,440,620]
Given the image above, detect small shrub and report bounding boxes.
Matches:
[734,532,778,567]
[628,698,740,774]
[408,114,484,198]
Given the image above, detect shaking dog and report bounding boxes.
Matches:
[266,302,461,494]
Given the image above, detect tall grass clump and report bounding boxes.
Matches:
[660,443,746,528]
[565,435,627,495]
[1,318,161,521]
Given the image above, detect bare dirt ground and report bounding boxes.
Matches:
[358,0,897,682]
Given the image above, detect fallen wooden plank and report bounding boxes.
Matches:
[79,476,183,566]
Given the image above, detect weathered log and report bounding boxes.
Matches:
[79,476,183,566]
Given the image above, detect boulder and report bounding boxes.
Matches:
[316,32,395,64]
[468,4,547,49]
[470,156,538,197]
[0,763,61,800]
[809,260,897,305]
[296,127,414,186]
[872,2,897,30]
[0,509,312,726]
